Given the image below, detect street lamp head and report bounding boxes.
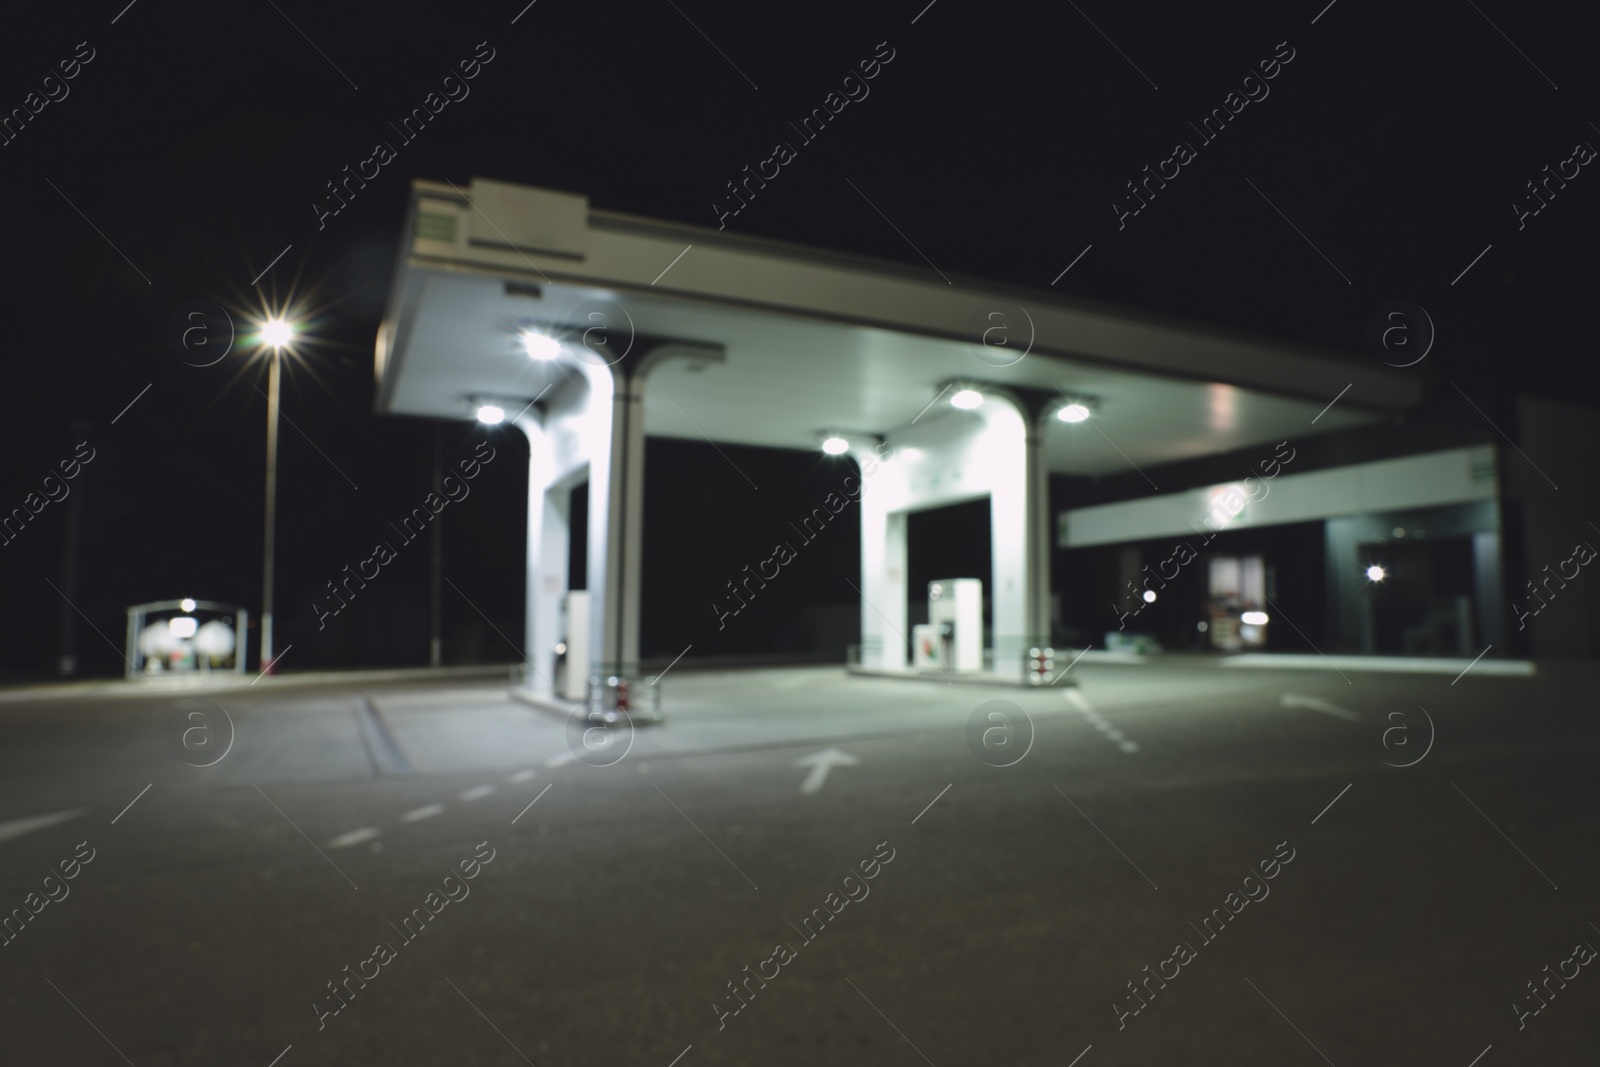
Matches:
[260,318,295,349]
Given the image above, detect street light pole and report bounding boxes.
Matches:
[261,349,281,672]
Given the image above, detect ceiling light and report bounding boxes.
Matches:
[1142,590,1156,603]
[1241,610,1269,625]
[1366,565,1386,582]
[1057,402,1091,423]
[951,388,983,410]
[522,332,560,360]
[821,436,850,455]
[180,598,196,613]
[168,616,198,638]
[476,404,506,425]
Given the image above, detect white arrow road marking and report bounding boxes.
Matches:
[328,827,381,848]
[0,809,87,845]
[794,748,859,794]
[1281,693,1358,721]
[460,785,495,801]
[400,803,446,822]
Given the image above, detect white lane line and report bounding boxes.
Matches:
[546,751,578,768]
[0,809,88,844]
[1067,1045,1093,1067]
[507,769,537,783]
[460,785,495,801]
[512,784,553,825]
[1465,1044,1492,1067]
[400,803,446,823]
[328,828,381,849]
[266,1044,293,1067]
[111,784,152,824]
[1280,693,1358,721]
[665,1044,693,1067]
[1065,690,1139,753]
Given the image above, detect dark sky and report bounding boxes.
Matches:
[2,0,1595,678]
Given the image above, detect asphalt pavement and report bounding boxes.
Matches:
[0,657,1596,1065]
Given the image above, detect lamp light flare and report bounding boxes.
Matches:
[476,404,506,425]
[821,436,850,455]
[1241,610,1269,625]
[951,388,984,410]
[260,318,295,349]
[1366,565,1386,582]
[1057,402,1091,423]
[180,598,197,613]
[1142,590,1157,603]
[522,332,560,360]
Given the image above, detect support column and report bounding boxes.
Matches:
[1025,417,1052,644]
[593,371,645,678]
[860,504,908,669]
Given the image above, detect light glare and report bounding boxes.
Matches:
[1241,610,1269,625]
[1142,590,1157,603]
[951,388,984,410]
[476,404,506,425]
[1057,402,1091,423]
[821,436,850,455]
[168,616,198,638]
[180,598,197,613]
[522,332,560,360]
[260,318,295,349]
[1366,565,1386,582]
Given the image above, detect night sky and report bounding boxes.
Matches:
[3,0,1596,679]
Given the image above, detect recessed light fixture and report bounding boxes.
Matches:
[951,388,984,410]
[522,331,560,360]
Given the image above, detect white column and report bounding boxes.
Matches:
[1025,417,1052,643]
[984,402,1030,680]
[517,416,558,696]
[859,476,908,670]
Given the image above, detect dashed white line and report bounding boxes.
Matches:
[546,751,578,768]
[507,769,537,784]
[328,828,381,849]
[460,785,496,801]
[400,803,446,823]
